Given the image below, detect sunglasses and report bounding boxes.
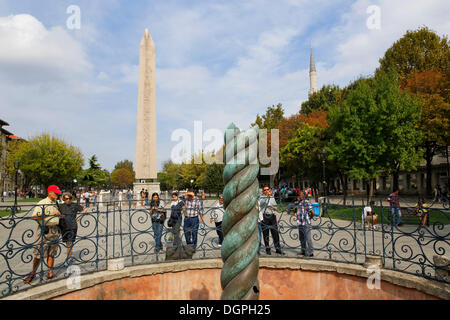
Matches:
[263,189,270,192]
[64,197,71,201]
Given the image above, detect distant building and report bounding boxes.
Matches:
[0,119,22,197]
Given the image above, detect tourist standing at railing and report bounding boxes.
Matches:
[58,192,87,265]
[24,185,62,283]
[259,186,284,255]
[297,191,314,257]
[168,192,185,247]
[387,190,402,226]
[149,193,167,253]
[210,194,224,247]
[183,190,203,251]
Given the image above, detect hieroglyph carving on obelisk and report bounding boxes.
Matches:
[136,28,157,181]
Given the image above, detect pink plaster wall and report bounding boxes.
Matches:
[53,268,439,300]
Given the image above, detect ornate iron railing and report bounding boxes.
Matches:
[0,198,448,298]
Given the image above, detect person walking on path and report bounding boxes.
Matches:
[259,186,284,255]
[210,194,224,247]
[387,190,402,226]
[24,185,62,283]
[149,193,166,253]
[168,192,185,248]
[183,190,203,251]
[297,191,315,257]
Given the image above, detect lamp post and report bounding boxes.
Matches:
[320,150,327,197]
[13,160,19,208]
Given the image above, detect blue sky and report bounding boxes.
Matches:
[0,0,449,172]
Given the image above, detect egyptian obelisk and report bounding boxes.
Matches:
[134,28,160,198]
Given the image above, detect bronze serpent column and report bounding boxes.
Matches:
[221,123,260,300]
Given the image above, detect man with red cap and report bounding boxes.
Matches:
[24,185,62,283]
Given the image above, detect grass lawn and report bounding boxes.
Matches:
[277,202,450,225]
[0,209,27,218]
[2,198,44,203]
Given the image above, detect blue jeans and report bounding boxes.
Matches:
[184,216,199,249]
[391,207,401,226]
[258,222,262,255]
[152,221,163,251]
[145,198,149,206]
[298,224,313,256]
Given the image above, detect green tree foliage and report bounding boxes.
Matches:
[300,85,344,114]
[7,133,84,189]
[201,163,225,196]
[111,168,134,189]
[377,27,449,194]
[326,73,423,200]
[88,154,101,170]
[280,124,324,183]
[252,103,285,130]
[79,155,110,189]
[376,27,449,80]
[114,160,135,173]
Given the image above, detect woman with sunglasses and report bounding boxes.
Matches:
[58,192,87,264]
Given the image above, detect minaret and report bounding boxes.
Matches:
[309,41,318,96]
[134,28,160,197]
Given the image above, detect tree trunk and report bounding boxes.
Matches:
[425,143,434,197]
[393,170,399,192]
[338,171,347,206]
[368,178,375,203]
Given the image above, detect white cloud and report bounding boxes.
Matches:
[0,14,91,83]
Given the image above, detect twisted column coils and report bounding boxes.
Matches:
[221,123,260,300]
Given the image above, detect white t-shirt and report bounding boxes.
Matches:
[211,200,224,223]
[362,206,372,220]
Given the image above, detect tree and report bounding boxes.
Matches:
[111,168,134,189]
[201,163,225,196]
[114,160,135,173]
[79,155,110,189]
[326,73,423,202]
[252,103,285,130]
[376,27,449,80]
[7,133,84,189]
[88,155,101,170]
[300,85,344,114]
[401,70,450,194]
[280,124,325,190]
[377,28,449,195]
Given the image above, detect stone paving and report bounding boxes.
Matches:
[0,200,448,298]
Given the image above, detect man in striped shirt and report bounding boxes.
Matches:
[183,190,203,250]
[297,191,314,257]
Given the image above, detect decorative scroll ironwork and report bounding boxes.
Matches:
[0,196,448,298]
